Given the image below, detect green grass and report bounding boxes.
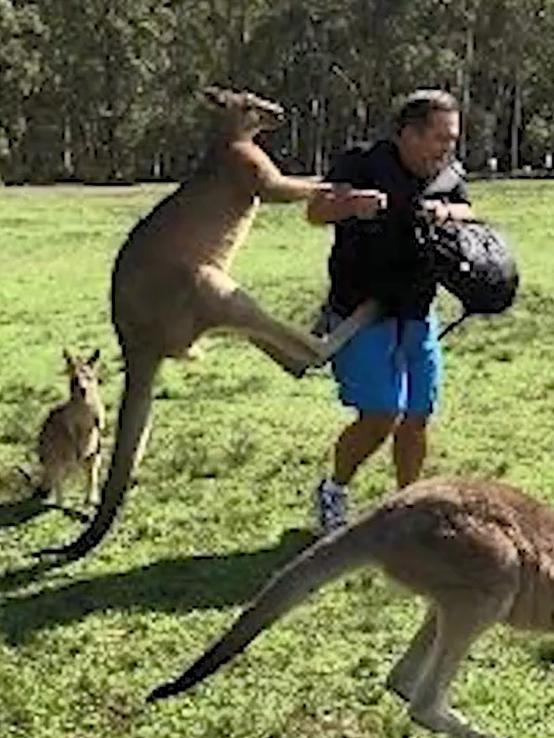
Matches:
[0,181,553,738]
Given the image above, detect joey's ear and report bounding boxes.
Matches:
[62,348,75,372]
[87,348,101,367]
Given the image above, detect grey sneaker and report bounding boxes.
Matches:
[315,479,348,534]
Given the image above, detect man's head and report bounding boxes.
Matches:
[395,89,460,178]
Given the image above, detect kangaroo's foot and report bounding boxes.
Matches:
[410,705,499,738]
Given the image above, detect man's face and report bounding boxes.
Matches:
[402,110,460,178]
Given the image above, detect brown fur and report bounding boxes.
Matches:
[148,477,554,738]
[36,349,104,506]
[39,87,377,560]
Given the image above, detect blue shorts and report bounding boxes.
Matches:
[330,312,442,416]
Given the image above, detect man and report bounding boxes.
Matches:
[307,89,473,533]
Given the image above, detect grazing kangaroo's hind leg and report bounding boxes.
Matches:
[386,608,438,702]
[37,350,160,560]
[408,594,514,738]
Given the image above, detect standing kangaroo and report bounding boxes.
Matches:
[148,477,554,738]
[39,87,376,561]
[34,349,104,506]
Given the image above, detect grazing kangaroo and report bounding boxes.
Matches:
[39,86,376,561]
[33,349,104,506]
[147,477,554,738]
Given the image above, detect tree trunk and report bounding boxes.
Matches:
[459,22,474,162]
[511,69,522,172]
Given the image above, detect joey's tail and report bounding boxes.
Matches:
[36,352,159,561]
[147,515,381,702]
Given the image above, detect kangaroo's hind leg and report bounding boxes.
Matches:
[37,459,66,506]
[408,593,513,738]
[197,266,374,375]
[198,267,321,369]
[386,607,437,702]
[84,444,102,506]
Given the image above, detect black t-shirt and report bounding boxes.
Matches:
[325,139,470,319]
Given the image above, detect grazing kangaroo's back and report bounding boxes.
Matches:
[39,86,377,561]
[36,349,104,506]
[148,477,554,738]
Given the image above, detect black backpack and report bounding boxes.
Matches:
[416,167,519,338]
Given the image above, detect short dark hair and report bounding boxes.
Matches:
[396,89,459,133]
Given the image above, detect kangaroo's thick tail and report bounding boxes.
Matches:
[35,352,159,562]
[146,515,381,702]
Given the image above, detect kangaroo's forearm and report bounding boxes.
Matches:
[258,175,321,203]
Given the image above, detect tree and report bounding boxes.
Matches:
[0,0,46,181]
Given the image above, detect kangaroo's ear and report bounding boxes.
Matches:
[87,348,101,367]
[62,348,75,371]
[201,85,231,108]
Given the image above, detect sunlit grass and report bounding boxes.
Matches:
[0,181,553,738]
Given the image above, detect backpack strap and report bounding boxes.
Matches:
[437,310,470,340]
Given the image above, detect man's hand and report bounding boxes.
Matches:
[421,199,451,225]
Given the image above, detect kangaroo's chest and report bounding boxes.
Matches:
[65,406,102,459]
[135,164,261,271]
[216,196,260,270]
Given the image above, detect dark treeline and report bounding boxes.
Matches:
[1,0,553,183]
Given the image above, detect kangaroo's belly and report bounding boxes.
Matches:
[165,193,260,270]
[110,182,261,355]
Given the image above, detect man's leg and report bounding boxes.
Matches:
[314,317,401,532]
[393,414,428,488]
[334,411,397,486]
[394,313,442,489]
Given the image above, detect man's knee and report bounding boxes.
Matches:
[358,411,398,438]
[396,414,428,437]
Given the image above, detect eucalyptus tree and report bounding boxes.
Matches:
[0,0,46,181]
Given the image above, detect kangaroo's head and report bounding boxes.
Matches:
[63,348,101,403]
[201,86,285,136]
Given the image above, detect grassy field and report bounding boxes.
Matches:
[0,181,553,738]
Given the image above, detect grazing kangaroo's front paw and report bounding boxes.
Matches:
[409,705,498,738]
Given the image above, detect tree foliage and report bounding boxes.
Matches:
[1,0,553,181]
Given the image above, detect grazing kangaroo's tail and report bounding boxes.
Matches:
[146,517,380,703]
[36,352,159,561]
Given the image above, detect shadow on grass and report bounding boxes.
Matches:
[0,494,50,528]
[0,559,64,597]
[0,527,316,644]
[0,495,90,530]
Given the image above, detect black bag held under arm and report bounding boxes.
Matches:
[415,165,519,338]
[423,218,518,310]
